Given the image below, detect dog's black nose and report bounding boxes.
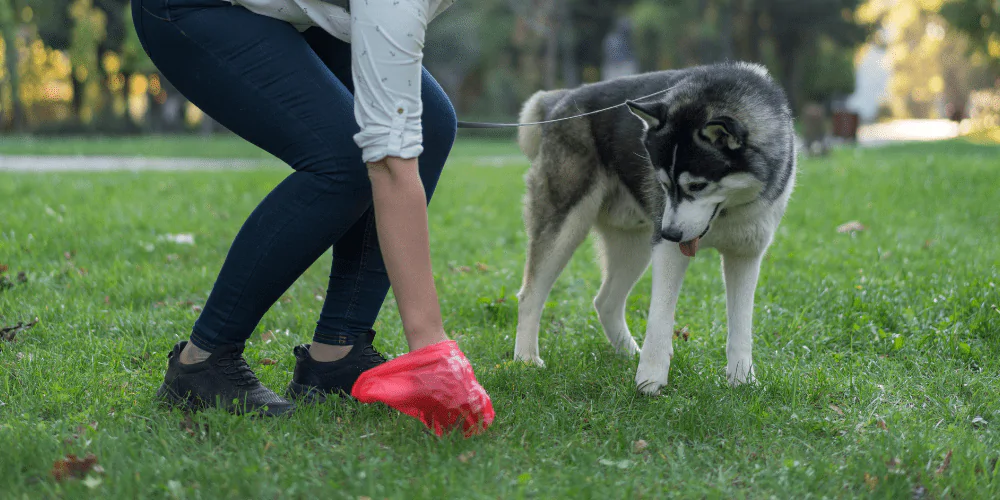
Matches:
[661,228,683,242]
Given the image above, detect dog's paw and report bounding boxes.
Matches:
[513,353,546,368]
[635,362,669,396]
[726,360,756,387]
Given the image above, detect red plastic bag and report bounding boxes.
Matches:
[351,340,494,437]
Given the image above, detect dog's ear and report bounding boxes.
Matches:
[700,116,747,150]
[626,101,663,131]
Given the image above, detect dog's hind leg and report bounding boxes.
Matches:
[593,226,650,357]
[721,252,763,386]
[515,192,601,367]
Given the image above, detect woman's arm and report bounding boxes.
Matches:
[348,0,447,350]
[367,156,448,350]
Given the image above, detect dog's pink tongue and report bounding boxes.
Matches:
[679,238,700,257]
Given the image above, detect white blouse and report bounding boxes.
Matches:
[226,0,457,163]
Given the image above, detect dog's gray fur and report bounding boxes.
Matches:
[513,62,796,394]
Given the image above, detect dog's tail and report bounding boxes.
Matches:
[518,90,564,161]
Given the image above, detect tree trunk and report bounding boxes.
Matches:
[71,77,84,123]
[748,6,762,62]
[717,0,733,61]
[1,3,25,132]
[776,33,802,112]
[559,0,578,88]
[545,21,558,89]
[4,33,25,132]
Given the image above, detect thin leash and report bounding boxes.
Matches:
[455,85,677,129]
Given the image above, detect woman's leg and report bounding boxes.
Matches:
[136,0,376,351]
[134,0,384,412]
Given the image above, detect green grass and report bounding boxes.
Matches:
[1,138,999,498]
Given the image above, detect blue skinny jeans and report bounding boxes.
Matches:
[131,0,456,349]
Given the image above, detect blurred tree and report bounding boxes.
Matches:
[760,0,867,110]
[859,0,990,118]
[800,34,857,105]
[2,0,878,129]
[69,0,107,124]
[119,3,154,125]
[0,0,26,131]
[629,0,864,111]
[941,0,1000,75]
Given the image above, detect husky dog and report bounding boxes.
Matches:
[513,62,796,394]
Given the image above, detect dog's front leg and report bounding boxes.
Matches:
[721,253,763,386]
[635,242,689,395]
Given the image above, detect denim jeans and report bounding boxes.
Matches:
[131,0,456,349]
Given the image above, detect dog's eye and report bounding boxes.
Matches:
[687,182,708,192]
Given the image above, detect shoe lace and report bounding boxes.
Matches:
[215,351,259,387]
[360,343,387,366]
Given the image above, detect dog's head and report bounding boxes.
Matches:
[625,66,790,256]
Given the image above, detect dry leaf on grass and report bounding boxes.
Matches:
[829,404,844,416]
[632,439,649,453]
[673,326,690,342]
[1,318,39,343]
[935,450,953,475]
[0,264,7,273]
[260,358,278,366]
[51,453,102,481]
[452,265,472,273]
[863,472,878,491]
[180,413,209,438]
[458,451,476,463]
[877,419,888,430]
[972,416,988,428]
[836,221,866,233]
[475,262,490,272]
[261,331,276,343]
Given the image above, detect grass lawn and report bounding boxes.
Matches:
[1,138,999,498]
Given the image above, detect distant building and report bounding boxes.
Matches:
[845,44,891,123]
[602,18,639,81]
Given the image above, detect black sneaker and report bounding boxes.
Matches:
[156,341,294,416]
[286,330,387,402]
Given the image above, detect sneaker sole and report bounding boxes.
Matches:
[156,382,202,411]
[157,383,295,417]
[285,381,353,404]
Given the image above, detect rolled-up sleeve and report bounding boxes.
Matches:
[349,0,428,163]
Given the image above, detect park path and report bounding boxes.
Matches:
[855,119,959,147]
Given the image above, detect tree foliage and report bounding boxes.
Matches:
[6,0,991,131]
